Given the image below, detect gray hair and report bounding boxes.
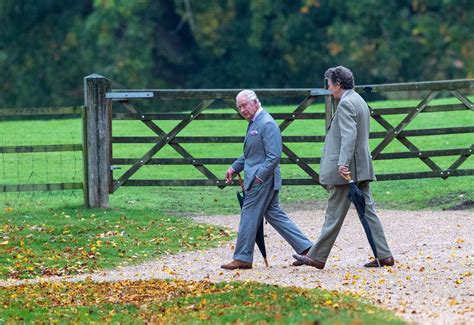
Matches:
[324,66,355,90]
[236,89,259,103]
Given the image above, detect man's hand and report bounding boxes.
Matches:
[338,165,350,178]
[225,167,236,184]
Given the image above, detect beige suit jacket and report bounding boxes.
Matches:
[319,89,376,185]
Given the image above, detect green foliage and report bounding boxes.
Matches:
[1,0,473,107]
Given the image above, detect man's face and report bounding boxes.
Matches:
[237,96,259,121]
[327,78,343,99]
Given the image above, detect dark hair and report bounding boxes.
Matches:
[324,66,355,90]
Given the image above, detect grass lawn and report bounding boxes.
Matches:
[0,201,233,280]
[0,279,404,324]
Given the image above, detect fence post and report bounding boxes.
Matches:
[83,74,112,208]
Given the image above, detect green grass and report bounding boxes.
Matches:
[0,279,404,324]
[0,202,233,279]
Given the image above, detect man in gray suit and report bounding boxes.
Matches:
[221,90,312,270]
[293,66,394,269]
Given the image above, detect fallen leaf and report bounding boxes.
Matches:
[448,298,458,306]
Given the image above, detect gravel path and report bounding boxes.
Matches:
[1,208,472,324]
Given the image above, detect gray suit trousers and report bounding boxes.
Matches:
[233,179,312,263]
[308,181,392,262]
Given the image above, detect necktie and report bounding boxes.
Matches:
[247,121,253,133]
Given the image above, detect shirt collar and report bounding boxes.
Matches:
[340,89,350,100]
[252,107,263,122]
[341,89,356,101]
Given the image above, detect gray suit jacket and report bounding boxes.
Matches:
[319,89,376,185]
[231,110,282,191]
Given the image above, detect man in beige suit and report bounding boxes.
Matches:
[293,66,394,269]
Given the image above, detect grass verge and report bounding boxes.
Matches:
[0,204,233,280]
[0,279,404,324]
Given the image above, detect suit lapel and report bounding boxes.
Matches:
[244,122,252,146]
[327,113,336,130]
[327,90,356,130]
[244,110,265,147]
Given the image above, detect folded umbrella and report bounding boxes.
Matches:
[343,173,381,267]
[236,174,268,267]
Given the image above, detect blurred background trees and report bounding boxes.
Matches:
[1,0,472,107]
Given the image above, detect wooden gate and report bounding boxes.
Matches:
[83,76,473,208]
[107,88,332,190]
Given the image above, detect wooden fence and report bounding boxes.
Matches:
[95,77,473,208]
[0,106,84,192]
[0,75,472,208]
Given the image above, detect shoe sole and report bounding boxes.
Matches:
[221,266,252,270]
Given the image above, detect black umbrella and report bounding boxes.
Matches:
[343,173,381,267]
[236,174,269,266]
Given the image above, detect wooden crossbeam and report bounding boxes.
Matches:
[277,95,325,187]
[371,114,442,172]
[112,168,474,187]
[369,103,469,116]
[117,179,321,186]
[111,147,472,165]
[0,182,82,192]
[112,99,214,192]
[113,147,472,165]
[371,91,439,159]
[282,144,322,185]
[112,135,327,143]
[447,144,474,171]
[112,112,326,120]
[110,88,330,100]
[279,95,317,131]
[0,106,83,117]
[375,169,474,180]
[111,127,474,144]
[0,144,82,154]
[117,101,221,189]
[450,90,474,111]
[370,126,474,138]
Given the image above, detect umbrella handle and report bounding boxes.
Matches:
[237,173,245,192]
[342,172,354,183]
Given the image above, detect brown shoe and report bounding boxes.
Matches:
[292,248,310,266]
[364,256,395,268]
[292,254,325,269]
[221,260,252,270]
